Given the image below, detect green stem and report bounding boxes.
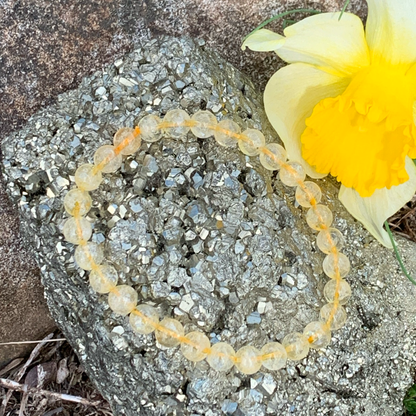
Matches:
[242,9,321,43]
[339,0,351,20]
[384,221,416,286]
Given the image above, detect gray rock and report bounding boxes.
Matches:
[2,36,416,416]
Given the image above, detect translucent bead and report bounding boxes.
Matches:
[129,304,159,335]
[138,114,163,142]
[279,161,306,187]
[108,285,138,316]
[75,242,104,270]
[63,217,92,245]
[207,342,235,372]
[75,164,103,191]
[323,252,351,279]
[259,143,287,171]
[260,342,287,371]
[282,332,310,361]
[64,189,92,217]
[163,109,191,138]
[235,346,261,375]
[191,110,217,138]
[239,129,265,156]
[324,279,352,305]
[89,264,118,294]
[295,181,322,207]
[113,127,141,155]
[320,303,347,330]
[93,145,123,173]
[214,119,241,147]
[155,318,185,347]
[303,321,331,349]
[181,331,210,362]
[306,205,333,231]
[317,228,345,254]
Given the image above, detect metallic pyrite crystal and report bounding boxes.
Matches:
[3,36,416,416]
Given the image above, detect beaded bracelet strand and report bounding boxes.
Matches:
[62,109,352,375]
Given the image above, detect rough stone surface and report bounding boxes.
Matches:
[0,0,368,364]
[3,36,416,416]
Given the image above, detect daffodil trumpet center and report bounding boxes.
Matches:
[301,63,416,197]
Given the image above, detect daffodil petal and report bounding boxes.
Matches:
[278,12,369,76]
[242,29,285,52]
[338,157,416,248]
[264,63,350,178]
[366,0,416,65]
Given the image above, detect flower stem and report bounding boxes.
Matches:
[384,221,416,286]
[339,0,351,20]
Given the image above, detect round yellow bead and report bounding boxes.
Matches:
[113,127,142,155]
[163,109,191,138]
[323,252,350,279]
[63,217,92,245]
[295,181,322,207]
[64,189,92,217]
[138,114,162,142]
[324,279,352,305]
[282,332,310,361]
[180,331,211,362]
[130,304,159,335]
[89,264,118,294]
[75,163,103,191]
[238,129,265,156]
[108,285,138,316]
[155,318,184,347]
[316,228,345,254]
[320,303,347,330]
[306,204,333,231]
[235,346,261,375]
[191,110,217,138]
[303,321,331,349]
[214,119,241,147]
[74,242,104,270]
[206,342,235,372]
[259,143,287,171]
[279,161,306,187]
[260,342,287,371]
[94,145,123,173]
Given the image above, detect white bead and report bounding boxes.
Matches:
[74,242,104,270]
[113,127,141,155]
[63,217,92,245]
[282,332,310,360]
[108,285,138,316]
[239,129,265,156]
[163,109,191,138]
[214,119,240,147]
[138,114,163,142]
[206,342,235,372]
[320,303,347,330]
[260,342,287,371]
[303,321,331,349]
[155,318,185,347]
[324,279,351,305]
[130,304,159,334]
[94,145,123,173]
[317,228,345,254]
[279,161,306,187]
[89,264,118,294]
[306,204,333,231]
[259,143,287,170]
[295,181,322,207]
[235,346,262,375]
[64,189,92,217]
[75,164,103,191]
[180,331,210,362]
[323,252,351,279]
[191,110,217,138]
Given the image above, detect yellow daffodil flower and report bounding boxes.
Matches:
[242,0,416,247]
